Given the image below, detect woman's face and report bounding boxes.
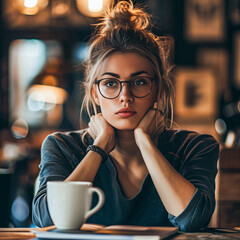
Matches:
[93,52,157,130]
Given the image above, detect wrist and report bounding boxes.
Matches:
[134,128,148,138]
[86,145,108,162]
[134,128,149,145]
[93,136,111,154]
[94,138,106,151]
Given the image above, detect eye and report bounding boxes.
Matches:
[102,79,119,88]
[133,77,148,86]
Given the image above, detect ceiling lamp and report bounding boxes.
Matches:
[76,0,113,18]
[27,57,68,112]
[27,75,68,105]
[12,0,48,15]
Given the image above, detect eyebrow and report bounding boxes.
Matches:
[101,71,150,78]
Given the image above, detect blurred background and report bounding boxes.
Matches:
[0,0,239,229]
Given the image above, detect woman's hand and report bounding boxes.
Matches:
[88,113,115,154]
[134,109,165,144]
[133,109,196,218]
[66,114,115,182]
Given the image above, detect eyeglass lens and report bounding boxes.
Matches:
[98,77,152,99]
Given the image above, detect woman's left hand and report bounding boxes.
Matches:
[134,109,164,141]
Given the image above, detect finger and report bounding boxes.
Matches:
[87,128,96,139]
[88,121,97,139]
[95,113,106,126]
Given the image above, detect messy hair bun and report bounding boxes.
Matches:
[81,0,175,131]
[89,0,158,59]
[101,1,151,33]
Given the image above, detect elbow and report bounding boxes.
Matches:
[32,193,53,228]
[169,189,216,232]
[177,213,213,232]
[177,218,211,232]
[32,199,43,228]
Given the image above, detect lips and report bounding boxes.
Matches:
[116,108,136,118]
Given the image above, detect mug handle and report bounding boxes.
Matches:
[85,187,105,220]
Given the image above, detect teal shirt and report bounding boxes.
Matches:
[32,129,219,232]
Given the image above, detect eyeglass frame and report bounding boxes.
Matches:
[94,76,154,99]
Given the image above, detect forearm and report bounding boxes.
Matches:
[64,151,102,182]
[65,137,108,183]
[134,129,196,217]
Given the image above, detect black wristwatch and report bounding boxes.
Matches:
[86,145,108,162]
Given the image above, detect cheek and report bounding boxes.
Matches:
[138,100,154,119]
[98,99,113,118]
[142,94,155,110]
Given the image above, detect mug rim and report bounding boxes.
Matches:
[47,181,92,186]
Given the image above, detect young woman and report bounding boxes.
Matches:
[32,1,219,232]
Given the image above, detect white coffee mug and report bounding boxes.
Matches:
[47,181,105,230]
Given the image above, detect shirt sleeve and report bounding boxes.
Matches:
[32,133,85,227]
[168,134,219,232]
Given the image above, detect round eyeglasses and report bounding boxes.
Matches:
[95,76,154,99]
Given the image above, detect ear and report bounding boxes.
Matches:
[92,86,100,106]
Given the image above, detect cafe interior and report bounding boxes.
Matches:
[0,0,239,230]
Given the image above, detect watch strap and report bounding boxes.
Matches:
[86,145,108,162]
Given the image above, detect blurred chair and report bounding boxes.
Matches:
[217,147,240,228]
[0,168,13,227]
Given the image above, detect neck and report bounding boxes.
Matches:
[116,130,138,153]
[110,129,143,167]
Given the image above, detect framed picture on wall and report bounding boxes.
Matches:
[174,68,217,121]
[229,0,240,25]
[233,32,240,89]
[185,0,225,42]
[196,48,229,96]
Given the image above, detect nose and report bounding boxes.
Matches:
[119,83,133,103]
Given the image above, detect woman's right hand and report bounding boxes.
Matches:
[88,113,115,154]
[65,114,115,182]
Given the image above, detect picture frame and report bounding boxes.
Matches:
[229,0,240,25]
[196,48,229,96]
[174,68,217,121]
[233,32,240,89]
[184,0,225,42]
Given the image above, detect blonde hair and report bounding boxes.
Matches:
[80,1,175,133]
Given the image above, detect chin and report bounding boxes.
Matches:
[104,115,142,131]
[111,121,139,131]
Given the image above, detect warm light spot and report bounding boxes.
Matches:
[27,91,45,111]
[24,0,38,8]
[53,3,69,15]
[11,118,29,139]
[76,0,112,17]
[215,118,227,135]
[27,85,68,112]
[225,131,236,148]
[41,75,58,86]
[88,0,103,12]
[13,0,48,15]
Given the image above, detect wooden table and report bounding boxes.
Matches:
[0,227,240,240]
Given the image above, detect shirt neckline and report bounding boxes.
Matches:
[105,155,150,201]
